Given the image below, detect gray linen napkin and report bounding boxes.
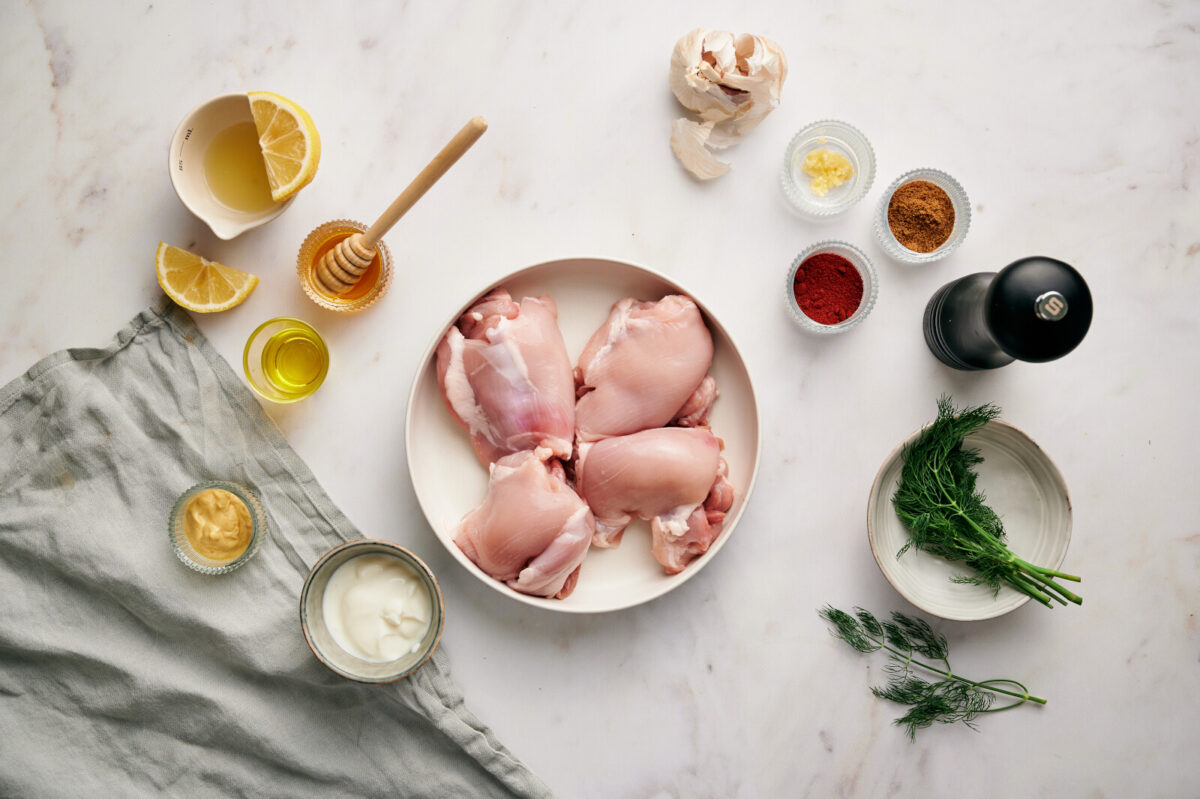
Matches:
[0,299,554,799]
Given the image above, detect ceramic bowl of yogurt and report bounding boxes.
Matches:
[300,539,445,683]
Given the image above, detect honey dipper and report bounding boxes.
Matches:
[314,116,488,294]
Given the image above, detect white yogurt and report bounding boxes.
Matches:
[321,554,432,662]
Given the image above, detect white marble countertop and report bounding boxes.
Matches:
[3,1,1199,796]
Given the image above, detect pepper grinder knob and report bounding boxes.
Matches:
[923,256,1093,370]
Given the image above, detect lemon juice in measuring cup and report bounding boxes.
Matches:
[169,92,320,239]
[203,122,275,214]
[243,318,329,402]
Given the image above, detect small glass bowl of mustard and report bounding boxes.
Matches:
[169,481,267,575]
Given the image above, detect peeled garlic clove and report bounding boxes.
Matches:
[670,119,730,181]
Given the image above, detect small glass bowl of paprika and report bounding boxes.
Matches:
[786,240,878,335]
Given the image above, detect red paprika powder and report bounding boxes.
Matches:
[792,253,863,324]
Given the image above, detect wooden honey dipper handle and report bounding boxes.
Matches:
[362,116,488,249]
[315,116,488,296]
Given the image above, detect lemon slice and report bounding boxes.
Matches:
[155,242,259,313]
[247,91,321,202]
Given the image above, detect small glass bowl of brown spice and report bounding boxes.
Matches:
[874,168,971,264]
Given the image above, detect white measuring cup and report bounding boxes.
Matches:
[168,93,294,239]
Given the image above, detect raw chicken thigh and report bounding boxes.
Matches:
[436,289,575,465]
[671,375,718,428]
[574,295,714,442]
[575,427,735,574]
[455,451,595,599]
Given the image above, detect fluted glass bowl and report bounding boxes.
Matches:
[785,240,878,335]
[780,120,875,219]
[874,168,971,264]
[297,219,393,313]
[169,481,267,575]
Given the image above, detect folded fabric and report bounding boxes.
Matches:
[0,299,554,799]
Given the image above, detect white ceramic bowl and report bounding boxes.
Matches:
[168,93,293,239]
[867,420,1073,621]
[300,540,445,682]
[405,257,762,613]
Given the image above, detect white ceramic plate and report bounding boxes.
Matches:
[405,258,761,613]
[867,420,1073,621]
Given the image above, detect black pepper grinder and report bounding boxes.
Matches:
[923,256,1092,370]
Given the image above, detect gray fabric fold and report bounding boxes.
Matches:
[0,299,554,799]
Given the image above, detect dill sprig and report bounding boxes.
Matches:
[891,396,1082,608]
[819,605,1045,740]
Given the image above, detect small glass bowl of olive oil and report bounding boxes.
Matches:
[243,318,330,403]
[169,93,293,239]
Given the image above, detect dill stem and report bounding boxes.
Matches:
[1013,559,1083,605]
[948,500,1003,547]
[873,637,1048,705]
[1022,562,1082,582]
[1012,554,1089,578]
[1006,571,1056,606]
[976,680,1042,713]
[1030,574,1083,605]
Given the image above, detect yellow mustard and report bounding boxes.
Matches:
[801,147,855,196]
[183,488,253,561]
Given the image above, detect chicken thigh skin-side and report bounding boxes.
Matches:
[574,295,714,442]
[575,427,735,574]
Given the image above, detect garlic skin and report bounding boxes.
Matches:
[669,119,730,181]
[668,28,787,180]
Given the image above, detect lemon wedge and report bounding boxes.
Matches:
[156,243,259,313]
[247,91,321,202]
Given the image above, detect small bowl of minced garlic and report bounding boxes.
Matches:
[780,120,876,220]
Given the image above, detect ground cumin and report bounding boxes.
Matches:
[887,180,955,253]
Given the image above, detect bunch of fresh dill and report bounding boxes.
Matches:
[819,606,1044,739]
[891,396,1082,608]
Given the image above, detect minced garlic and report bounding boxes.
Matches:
[801,147,854,196]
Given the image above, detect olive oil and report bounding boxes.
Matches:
[260,327,328,397]
[204,122,276,213]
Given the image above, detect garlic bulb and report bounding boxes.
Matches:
[668,28,787,180]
